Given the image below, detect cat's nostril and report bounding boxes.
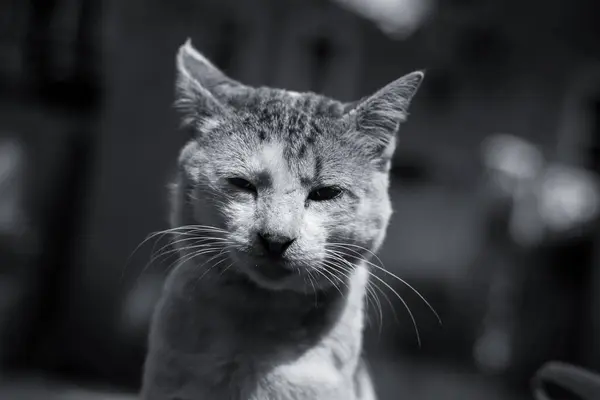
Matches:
[257,233,296,257]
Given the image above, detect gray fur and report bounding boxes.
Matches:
[141,39,423,400]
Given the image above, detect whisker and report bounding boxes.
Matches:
[163,247,225,275]
[327,243,441,326]
[124,223,231,279]
[161,239,233,277]
[305,271,318,307]
[326,249,422,348]
[193,253,232,290]
[321,258,394,334]
[320,261,351,292]
[149,231,227,265]
[322,259,384,334]
[151,238,234,266]
[312,265,345,298]
[142,236,234,277]
[126,225,227,265]
[190,244,238,286]
[218,262,234,277]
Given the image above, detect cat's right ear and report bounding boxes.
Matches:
[175,39,239,131]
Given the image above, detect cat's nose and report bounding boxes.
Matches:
[257,232,296,257]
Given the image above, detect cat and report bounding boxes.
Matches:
[140,38,424,400]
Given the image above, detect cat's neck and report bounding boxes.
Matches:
[143,257,369,399]
[154,257,369,356]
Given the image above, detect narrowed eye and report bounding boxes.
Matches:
[227,177,256,192]
[308,186,343,201]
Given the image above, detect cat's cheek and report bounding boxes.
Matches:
[297,210,327,257]
[221,199,256,244]
[344,189,390,250]
[364,195,392,253]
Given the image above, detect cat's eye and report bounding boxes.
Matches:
[227,177,256,192]
[308,186,343,202]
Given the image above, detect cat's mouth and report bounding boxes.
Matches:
[228,248,304,289]
[250,259,296,281]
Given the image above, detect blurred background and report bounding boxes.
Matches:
[1,0,600,398]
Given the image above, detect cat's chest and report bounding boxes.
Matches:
[249,356,355,400]
[199,349,355,400]
[147,340,355,400]
[144,272,368,400]
[147,310,360,400]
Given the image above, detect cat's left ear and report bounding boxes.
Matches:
[342,71,424,157]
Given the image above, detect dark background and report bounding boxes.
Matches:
[1,0,600,398]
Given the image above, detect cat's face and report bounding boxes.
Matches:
[173,40,423,292]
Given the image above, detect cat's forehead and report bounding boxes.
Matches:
[186,89,369,184]
[249,139,355,189]
[235,88,346,117]
[234,89,344,137]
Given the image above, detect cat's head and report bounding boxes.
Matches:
[172,39,423,292]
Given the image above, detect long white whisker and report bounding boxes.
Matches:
[320,260,351,292]
[326,249,422,348]
[151,236,227,260]
[328,243,441,326]
[163,247,225,275]
[151,239,235,266]
[305,271,318,307]
[312,265,345,298]
[190,244,238,287]
[322,259,385,334]
[193,254,231,290]
[126,224,228,267]
[218,262,234,277]
[149,225,225,262]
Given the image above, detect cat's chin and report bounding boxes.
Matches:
[240,268,301,292]
[231,260,303,292]
[227,251,320,292]
[235,262,343,294]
